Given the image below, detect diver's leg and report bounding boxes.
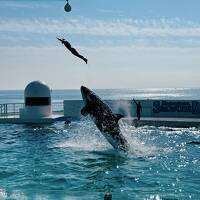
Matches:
[71,48,87,64]
[76,54,87,64]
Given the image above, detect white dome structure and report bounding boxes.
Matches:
[25,81,51,98]
[20,81,52,119]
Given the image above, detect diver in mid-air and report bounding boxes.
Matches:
[57,38,87,64]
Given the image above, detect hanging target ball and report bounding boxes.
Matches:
[64,0,71,12]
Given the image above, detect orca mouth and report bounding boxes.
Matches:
[81,86,89,96]
[80,86,88,93]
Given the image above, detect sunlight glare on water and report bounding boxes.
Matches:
[0,117,200,199]
[0,89,200,199]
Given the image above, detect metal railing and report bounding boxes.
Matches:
[52,102,64,115]
[0,103,24,117]
[0,104,7,115]
[0,102,64,117]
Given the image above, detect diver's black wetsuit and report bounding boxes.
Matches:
[57,38,87,64]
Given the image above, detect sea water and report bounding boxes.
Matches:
[0,88,200,200]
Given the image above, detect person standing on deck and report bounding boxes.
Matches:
[133,99,142,120]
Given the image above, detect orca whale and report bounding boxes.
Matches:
[80,86,129,152]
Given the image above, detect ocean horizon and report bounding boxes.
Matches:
[1,88,200,104]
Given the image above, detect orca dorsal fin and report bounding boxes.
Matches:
[114,113,125,123]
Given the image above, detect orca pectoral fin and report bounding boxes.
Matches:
[114,114,125,123]
[81,106,89,116]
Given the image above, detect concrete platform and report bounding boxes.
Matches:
[123,117,200,128]
[0,114,67,124]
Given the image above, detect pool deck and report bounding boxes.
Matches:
[123,117,200,128]
[1,114,200,127]
[0,114,66,124]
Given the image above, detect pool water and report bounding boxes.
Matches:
[0,89,200,199]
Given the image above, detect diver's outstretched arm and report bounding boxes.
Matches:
[57,37,64,43]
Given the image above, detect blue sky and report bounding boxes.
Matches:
[1,0,200,89]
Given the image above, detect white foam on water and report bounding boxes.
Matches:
[55,136,109,152]
[120,121,160,157]
[9,191,27,200]
[145,195,161,200]
[54,119,111,152]
[111,101,160,157]
[0,189,7,200]
[35,194,49,200]
[56,120,160,158]
[54,118,161,158]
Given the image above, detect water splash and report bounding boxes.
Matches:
[54,118,160,158]
[120,121,159,157]
[112,100,132,118]
[0,189,7,200]
[54,119,110,152]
